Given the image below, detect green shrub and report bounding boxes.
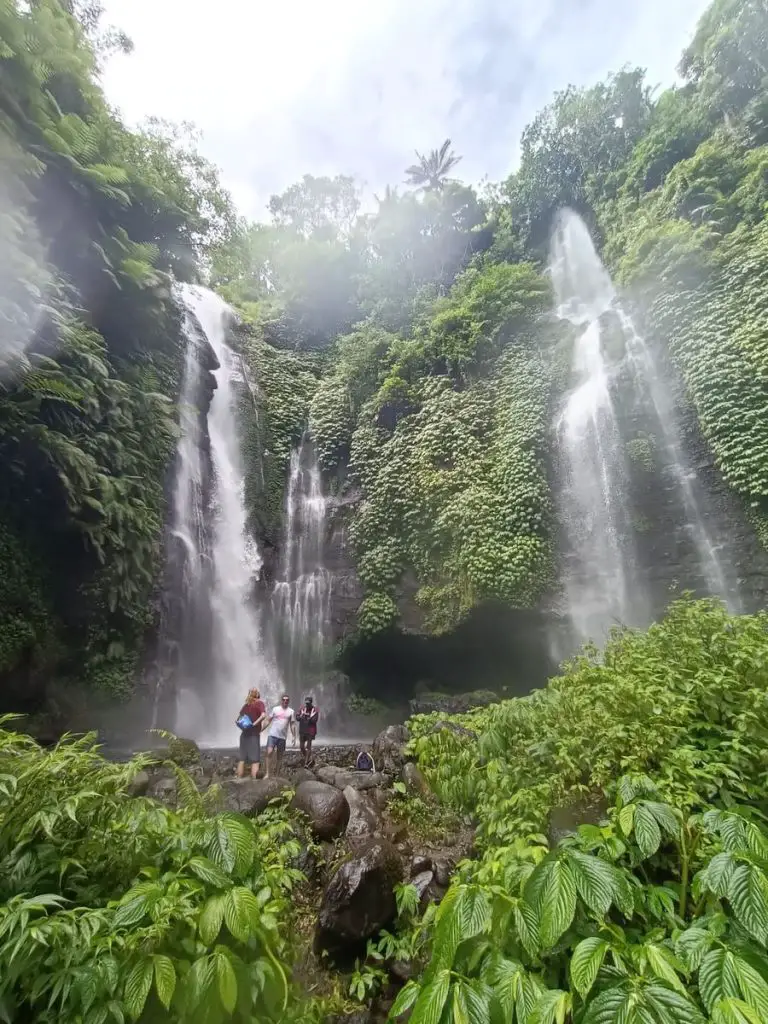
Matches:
[381,598,768,1022]
[0,722,312,1022]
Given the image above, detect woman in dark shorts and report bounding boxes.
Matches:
[236,688,266,778]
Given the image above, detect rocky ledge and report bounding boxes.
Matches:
[136,725,474,1020]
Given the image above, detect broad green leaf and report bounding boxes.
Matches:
[536,859,577,947]
[645,943,687,994]
[618,804,635,837]
[728,864,768,943]
[514,899,540,958]
[568,850,631,917]
[463,980,492,1023]
[701,852,738,896]
[153,956,175,1011]
[483,955,527,1021]
[113,883,160,929]
[732,951,768,1019]
[675,926,714,971]
[712,998,764,1024]
[645,801,681,839]
[187,856,232,889]
[123,959,153,1021]
[389,980,419,1018]
[570,937,609,998]
[218,816,256,875]
[699,949,741,1013]
[215,952,237,1014]
[529,988,571,1024]
[452,983,469,1024]
[644,983,706,1023]
[634,803,662,858]
[198,894,226,946]
[410,968,450,1024]
[224,887,259,943]
[582,981,633,1024]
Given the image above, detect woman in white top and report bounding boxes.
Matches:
[263,694,296,778]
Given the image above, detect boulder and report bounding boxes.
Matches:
[316,838,402,956]
[433,858,452,887]
[292,780,349,841]
[316,766,340,786]
[410,854,432,877]
[428,720,477,742]
[401,762,431,798]
[410,869,434,900]
[148,774,177,806]
[126,770,150,797]
[332,770,383,792]
[409,690,497,716]
[372,724,409,774]
[167,736,200,767]
[294,767,317,785]
[220,777,291,816]
[344,786,381,845]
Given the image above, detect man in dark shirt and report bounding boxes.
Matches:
[296,695,319,767]
[236,688,266,778]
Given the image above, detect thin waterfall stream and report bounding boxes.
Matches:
[551,209,736,650]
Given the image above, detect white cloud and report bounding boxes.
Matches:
[99,0,711,219]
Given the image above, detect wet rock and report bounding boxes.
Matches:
[220,777,291,816]
[316,766,340,786]
[293,844,321,882]
[294,767,317,785]
[410,690,497,716]
[316,838,402,956]
[433,859,452,887]
[410,869,434,899]
[390,960,414,983]
[372,725,409,774]
[410,854,432,876]
[148,774,177,806]
[167,737,200,767]
[293,780,349,841]
[126,770,150,797]
[326,1014,372,1024]
[344,786,381,845]
[401,762,431,798]
[333,770,383,791]
[372,788,391,813]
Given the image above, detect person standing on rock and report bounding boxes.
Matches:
[296,695,319,767]
[236,688,266,779]
[264,693,296,778]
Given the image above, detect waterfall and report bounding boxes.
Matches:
[271,436,332,697]
[166,284,276,746]
[551,209,735,649]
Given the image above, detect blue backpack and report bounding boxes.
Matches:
[236,713,253,731]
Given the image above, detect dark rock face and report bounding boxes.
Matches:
[549,791,609,846]
[292,780,349,840]
[316,838,402,956]
[409,690,498,716]
[148,773,177,806]
[317,766,385,791]
[325,486,364,642]
[219,777,291,816]
[126,770,150,797]
[344,786,381,845]
[372,725,409,775]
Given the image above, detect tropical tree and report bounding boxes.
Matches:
[404,139,462,191]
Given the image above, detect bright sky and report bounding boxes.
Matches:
[99,0,711,221]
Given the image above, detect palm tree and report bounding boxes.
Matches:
[404,139,462,191]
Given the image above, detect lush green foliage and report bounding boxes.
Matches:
[0,720,323,1022]
[0,0,237,702]
[381,598,768,1022]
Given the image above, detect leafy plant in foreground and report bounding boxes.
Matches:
[0,721,306,1022]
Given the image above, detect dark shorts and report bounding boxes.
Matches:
[239,731,261,763]
[299,730,316,742]
[266,736,286,752]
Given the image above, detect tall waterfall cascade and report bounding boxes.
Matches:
[164,285,276,746]
[551,209,738,651]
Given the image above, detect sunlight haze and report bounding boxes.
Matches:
[100,0,711,218]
